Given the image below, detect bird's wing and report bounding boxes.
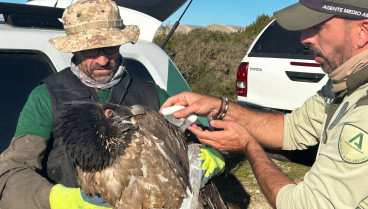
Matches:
[131,107,190,192]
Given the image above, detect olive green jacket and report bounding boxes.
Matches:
[278,67,368,208]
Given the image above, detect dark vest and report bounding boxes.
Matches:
[43,68,159,187]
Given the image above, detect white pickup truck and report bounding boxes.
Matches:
[236,19,328,114]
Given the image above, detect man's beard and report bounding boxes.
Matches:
[89,62,117,83]
[307,30,354,74]
[78,56,121,83]
[308,44,352,74]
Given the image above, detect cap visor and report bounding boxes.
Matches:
[274,3,333,31]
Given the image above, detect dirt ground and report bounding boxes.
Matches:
[212,153,311,209]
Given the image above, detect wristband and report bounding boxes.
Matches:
[218,97,229,120]
[210,97,229,120]
[210,97,224,120]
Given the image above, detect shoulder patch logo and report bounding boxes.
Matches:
[339,124,368,164]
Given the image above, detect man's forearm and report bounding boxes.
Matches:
[0,135,53,209]
[225,102,284,149]
[244,139,295,208]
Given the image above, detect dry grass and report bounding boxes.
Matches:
[212,153,310,209]
[154,29,252,100]
[172,39,249,100]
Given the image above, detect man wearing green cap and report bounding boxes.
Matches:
[0,0,225,208]
[160,0,368,208]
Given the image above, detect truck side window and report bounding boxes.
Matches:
[249,21,314,59]
[0,51,54,152]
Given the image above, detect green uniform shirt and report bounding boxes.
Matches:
[278,69,368,208]
[14,84,169,140]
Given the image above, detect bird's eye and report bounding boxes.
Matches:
[104,109,114,118]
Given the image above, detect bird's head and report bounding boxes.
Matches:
[54,101,146,172]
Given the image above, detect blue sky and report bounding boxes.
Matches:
[165,0,298,27]
[4,0,298,27]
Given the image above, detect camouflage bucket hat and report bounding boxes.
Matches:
[274,0,368,31]
[49,0,140,53]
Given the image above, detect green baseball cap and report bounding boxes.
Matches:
[274,0,368,31]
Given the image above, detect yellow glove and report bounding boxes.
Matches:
[199,146,225,185]
[50,184,111,209]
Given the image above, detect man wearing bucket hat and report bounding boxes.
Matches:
[160,0,368,208]
[0,0,225,208]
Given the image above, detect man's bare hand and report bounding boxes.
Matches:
[160,92,221,119]
[188,120,254,152]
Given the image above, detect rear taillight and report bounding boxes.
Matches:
[236,62,249,97]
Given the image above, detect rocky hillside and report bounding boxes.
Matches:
[157,23,244,35]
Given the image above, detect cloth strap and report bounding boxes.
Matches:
[299,0,368,19]
[64,19,124,35]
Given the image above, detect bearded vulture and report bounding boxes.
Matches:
[54,101,228,209]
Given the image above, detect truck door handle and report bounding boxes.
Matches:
[285,71,325,83]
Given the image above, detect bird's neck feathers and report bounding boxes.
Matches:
[68,120,135,172]
[57,114,125,173]
[56,102,138,172]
